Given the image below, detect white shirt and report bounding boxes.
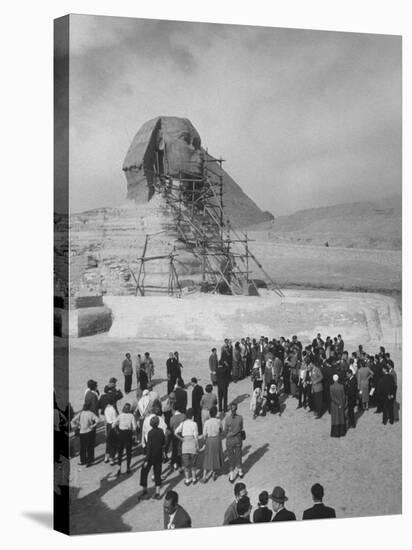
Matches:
[104,404,117,424]
[174,418,198,438]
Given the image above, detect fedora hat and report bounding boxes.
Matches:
[270,486,288,503]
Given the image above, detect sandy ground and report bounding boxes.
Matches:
[55,290,402,534]
[247,240,401,293]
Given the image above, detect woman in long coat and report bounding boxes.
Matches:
[201,406,224,482]
[357,360,374,410]
[330,374,346,437]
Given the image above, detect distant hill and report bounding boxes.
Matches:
[246,196,401,250]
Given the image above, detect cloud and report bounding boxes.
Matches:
[65,15,401,216]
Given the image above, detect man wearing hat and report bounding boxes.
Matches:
[270,486,296,521]
[302,483,336,519]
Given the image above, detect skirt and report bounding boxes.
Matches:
[203,436,224,471]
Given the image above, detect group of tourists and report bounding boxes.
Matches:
[209,333,398,437]
[56,331,399,526]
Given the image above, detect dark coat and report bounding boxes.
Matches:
[216,362,231,386]
[98,387,123,414]
[253,507,273,523]
[272,508,296,522]
[377,373,396,399]
[345,375,358,402]
[163,504,192,529]
[174,388,188,413]
[84,390,99,415]
[167,357,181,381]
[330,382,346,426]
[146,427,165,462]
[302,503,336,520]
[191,384,204,412]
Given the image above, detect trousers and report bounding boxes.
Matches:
[79,431,95,465]
[105,423,118,459]
[382,396,395,424]
[117,429,133,468]
[140,458,162,487]
[124,374,132,394]
[226,438,242,470]
[217,383,228,412]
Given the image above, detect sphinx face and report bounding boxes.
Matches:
[158,117,202,178]
[124,116,203,202]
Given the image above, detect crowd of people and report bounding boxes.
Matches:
[158,481,336,528]
[53,331,399,529]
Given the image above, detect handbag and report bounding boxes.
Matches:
[241,430,246,441]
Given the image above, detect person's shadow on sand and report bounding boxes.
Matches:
[242,443,270,474]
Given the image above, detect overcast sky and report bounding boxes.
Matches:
[66,15,401,216]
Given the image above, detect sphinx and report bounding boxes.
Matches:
[122,116,271,228]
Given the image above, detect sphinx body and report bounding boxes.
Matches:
[68,117,271,297]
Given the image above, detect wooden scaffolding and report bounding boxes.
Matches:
[130,148,283,298]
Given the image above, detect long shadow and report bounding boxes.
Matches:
[70,474,133,534]
[228,393,250,407]
[242,443,270,474]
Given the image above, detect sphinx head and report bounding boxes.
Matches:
[123,116,203,201]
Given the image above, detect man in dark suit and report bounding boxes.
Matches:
[174,378,187,413]
[191,377,204,434]
[376,365,397,425]
[253,491,272,523]
[344,369,358,428]
[166,352,181,395]
[84,379,99,463]
[163,490,191,529]
[209,348,218,385]
[270,486,296,521]
[139,415,165,500]
[302,483,336,520]
[216,359,231,413]
[228,496,252,525]
[122,353,133,394]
